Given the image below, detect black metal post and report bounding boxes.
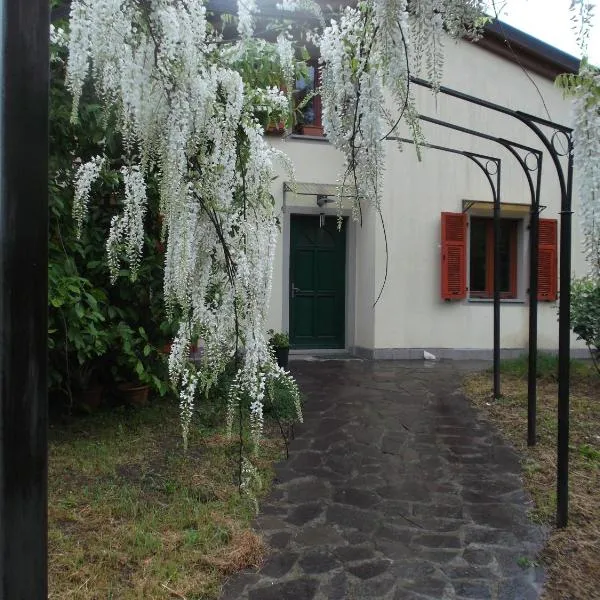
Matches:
[0,1,49,596]
[527,163,543,447]
[493,167,501,399]
[557,144,574,528]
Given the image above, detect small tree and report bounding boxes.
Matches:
[571,276,600,374]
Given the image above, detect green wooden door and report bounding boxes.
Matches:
[290,215,346,349]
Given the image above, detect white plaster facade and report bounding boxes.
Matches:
[267,31,588,359]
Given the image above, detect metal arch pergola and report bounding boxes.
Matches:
[409,76,574,534]
[0,2,576,595]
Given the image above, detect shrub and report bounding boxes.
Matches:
[49,25,175,405]
[571,276,600,374]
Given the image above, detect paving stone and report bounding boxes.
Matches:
[350,574,396,597]
[412,532,462,549]
[333,487,380,509]
[320,572,347,600]
[381,434,408,455]
[454,580,493,599]
[462,525,519,547]
[260,503,288,516]
[442,564,497,579]
[248,577,319,600]
[259,551,299,578]
[286,479,331,503]
[397,576,449,597]
[315,418,347,437]
[255,515,288,532]
[220,573,260,600]
[393,588,434,600]
[377,482,431,502]
[288,438,311,451]
[375,523,417,544]
[286,503,322,526]
[462,546,494,566]
[326,504,380,532]
[267,488,285,501]
[348,474,387,488]
[310,431,348,451]
[418,548,461,564]
[392,559,439,580]
[334,545,375,563]
[266,531,292,550]
[323,455,356,476]
[273,467,304,484]
[290,451,323,471]
[466,503,527,530]
[347,558,391,580]
[413,502,463,519]
[379,500,414,520]
[295,525,345,547]
[298,551,340,574]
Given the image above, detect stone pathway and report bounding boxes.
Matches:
[220,360,545,600]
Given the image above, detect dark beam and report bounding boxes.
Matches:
[0,1,49,596]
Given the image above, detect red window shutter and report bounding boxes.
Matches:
[537,218,558,301]
[441,212,467,301]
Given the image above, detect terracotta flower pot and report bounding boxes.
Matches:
[118,382,150,407]
[265,121,286,136]
[302,124,324,136]
[80,385,103,410]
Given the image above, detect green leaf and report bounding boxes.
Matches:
[135,360,145,377]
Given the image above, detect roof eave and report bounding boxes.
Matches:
[476,19,580,80]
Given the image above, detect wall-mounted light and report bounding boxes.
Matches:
[316,194,332,207]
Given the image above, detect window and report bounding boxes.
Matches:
[469,217,518,299]
[440,212,558,302]
[293,60,323,136]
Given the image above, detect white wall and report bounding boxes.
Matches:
[268,35,587,355]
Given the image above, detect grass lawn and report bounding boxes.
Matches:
[49,399,285,599]
[464,355,600,600]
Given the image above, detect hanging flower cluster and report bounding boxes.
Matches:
[67,0,300,456]
[73,155,104,237]
[319,0,485,215]
[559,60,600,276]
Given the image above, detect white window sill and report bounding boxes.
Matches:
[289,134,329,142]
[468,297,525,304]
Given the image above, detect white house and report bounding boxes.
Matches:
[267,20,587,359]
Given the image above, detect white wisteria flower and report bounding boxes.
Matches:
[73,155,104,238]
[66,0,497,470]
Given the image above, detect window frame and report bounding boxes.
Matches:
[468,216,519,300]
[293,58,324,136]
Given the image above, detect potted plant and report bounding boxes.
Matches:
[74,358,106,410]
[268,330,290,370]
[110,322,170,406]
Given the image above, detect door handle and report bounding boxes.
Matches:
[291,283,301,298]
